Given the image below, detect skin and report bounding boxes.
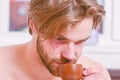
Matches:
[0,18,111,80]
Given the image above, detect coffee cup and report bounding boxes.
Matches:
[59,64,83,80]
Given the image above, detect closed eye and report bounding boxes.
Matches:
[54,35,69,44]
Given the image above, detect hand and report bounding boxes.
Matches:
[83,68,108,80]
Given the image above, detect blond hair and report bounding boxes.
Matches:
[28,0,105,38]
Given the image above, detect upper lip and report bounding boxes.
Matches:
[55,61,71,65]
[55,61,66,64]
[56,62,65,64]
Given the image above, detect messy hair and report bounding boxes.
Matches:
[28,0,105,38]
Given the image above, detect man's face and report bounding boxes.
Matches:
[36,18,93,76]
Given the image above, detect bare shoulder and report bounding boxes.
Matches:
[77,55,102,68]
[0,45,16,79]
[0,45,15,52]
[0,45,19,60]
[0,44,27,64]
[0,44,26,57]
[0,44,22,65]
[0,45,14,59]
[0,44,29,80]
[77,54,109,71]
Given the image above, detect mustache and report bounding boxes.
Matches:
[61,58,77,64]
[53,57,77,64]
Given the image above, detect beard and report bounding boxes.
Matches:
[36,36,59,76]
[36,35,79,76]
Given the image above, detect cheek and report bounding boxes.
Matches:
[49,39,64,52]
[50,40,60,49]
[45,40,62,56]
[40,40,55,59]
[75,43,85,53]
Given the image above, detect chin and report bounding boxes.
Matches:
[48,62,60,76]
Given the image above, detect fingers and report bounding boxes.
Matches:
[83,68,102,76]
[82,68,108,80]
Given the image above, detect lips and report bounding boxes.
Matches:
[55,61,66,64]
[55,61,74,65]
[54,58,76,65]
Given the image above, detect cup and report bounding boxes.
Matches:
[59,64,83,80]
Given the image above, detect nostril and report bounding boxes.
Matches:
[61,52,76,63]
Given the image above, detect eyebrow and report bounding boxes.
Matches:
[76,36,90,43]
[55,34,90,42]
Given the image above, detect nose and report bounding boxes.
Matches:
[61,43,76,61]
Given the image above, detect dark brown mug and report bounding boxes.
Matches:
[59,64,83,80]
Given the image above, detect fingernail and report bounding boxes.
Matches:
[83,70,87,75]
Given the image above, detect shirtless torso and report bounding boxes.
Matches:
[0,42,111,80]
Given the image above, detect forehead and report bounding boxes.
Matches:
[58,18,93,41]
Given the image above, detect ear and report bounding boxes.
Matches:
[29,19,38,34]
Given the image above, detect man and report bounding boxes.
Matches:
[0,0,111,80]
